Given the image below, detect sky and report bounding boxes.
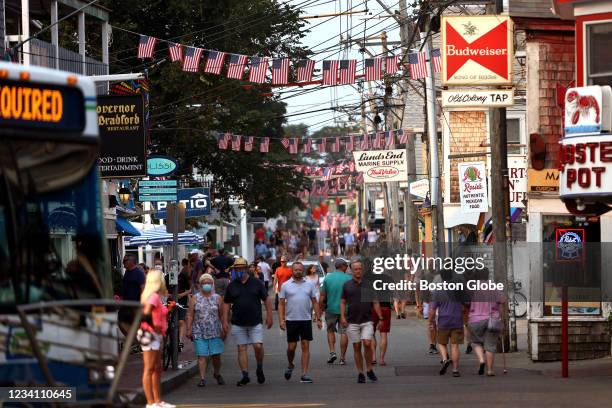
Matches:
[283,0,403,133]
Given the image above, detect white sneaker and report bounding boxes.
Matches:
[145,404,160,408]
[158,402,176,408]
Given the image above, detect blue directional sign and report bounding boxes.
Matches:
[153,187,211,219]
[138,179,178,202]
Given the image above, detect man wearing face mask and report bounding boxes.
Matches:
[223,257,273,386]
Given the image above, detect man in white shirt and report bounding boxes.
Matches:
[367,229,378,244]
[257,256,272,291]
[343,231,355,256]
[278,262,322,383]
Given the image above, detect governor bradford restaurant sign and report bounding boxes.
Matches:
[441,15,513,86]
[98,95,146,178]
[352,149,408,183]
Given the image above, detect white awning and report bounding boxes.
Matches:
[443,204,482,229]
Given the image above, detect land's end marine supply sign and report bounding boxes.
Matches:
[441,16,513,86]
[352,149,408,183]
[153,188,211,219]
[458,162,488,213]
[98,95,146,178]
[0,79,85,131]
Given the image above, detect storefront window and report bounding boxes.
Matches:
[587,21,612,86]
[542,215,601,316]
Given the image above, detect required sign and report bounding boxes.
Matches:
[138,179,178,202]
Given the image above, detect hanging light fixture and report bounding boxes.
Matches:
[118,187,131,205]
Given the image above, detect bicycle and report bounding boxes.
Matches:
[510,281,528,318]
[162,301,187,371]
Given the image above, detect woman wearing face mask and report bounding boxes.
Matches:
[186,273,227,387]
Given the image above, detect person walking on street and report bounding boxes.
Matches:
[138,270,175,408]
[187,273,226,387]
[320,259,351,365]
[340,260,383,383]
[367,271,394,366]
[278,262,322,383]
[305,265,320,304]
[118,254,145,339]
[223,257,273,386]
[467,268,506,376]
[273,255,293,310]
[257,256,272,291]
[428,271,468,377]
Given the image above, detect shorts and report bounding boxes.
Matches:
[177,305,187,321]
[436,328,464,345]
[231,324,263,345]
[140,332,163,351]
[371,306,392,333]
[468,320,500,353]
[347,322,374,344]
[286,320,313,343]
[194,337,225,356]
[325,312,346,334]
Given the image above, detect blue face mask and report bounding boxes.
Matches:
[202,283,213,293]
[233,270,245,280]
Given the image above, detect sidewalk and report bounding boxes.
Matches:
[118,340,199,404]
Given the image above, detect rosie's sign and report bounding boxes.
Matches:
[441,16,513,85]
[352,149,408,183]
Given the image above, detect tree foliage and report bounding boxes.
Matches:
[105,0,312,219]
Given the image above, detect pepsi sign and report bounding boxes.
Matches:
[153,188,211,219]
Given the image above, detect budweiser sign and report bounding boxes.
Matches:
[441,16,513,85]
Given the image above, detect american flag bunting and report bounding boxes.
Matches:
[260,137,270,153]
[168,42,182,62]
[137,35,156,59]
[398,129,408,145]
[338,59,357,85]
[318,138,326,153]
[360,134,369,150]
[385,131,395,149]
[272,58,290,85]
[322,60,339,86]
[374,132,383,149]
[346,135,354,152]
[386,54,402,74]
[322,168,332,181]
[227,54,248,79]
[408,52,427,80]
[303,138,312,154]
[331,137,340,152]
[364,58,383,81]
[431,48,442,73]
[182,47,203,72]
[218,132,230,149]
[289,138,299,154]
[296,59,315,82]
[244,136,254,151]
[205,51,226,75]
[231,135,242,151]
[249,57,269,83]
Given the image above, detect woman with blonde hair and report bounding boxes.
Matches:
[138,270,175,408]
[187,273,227,387]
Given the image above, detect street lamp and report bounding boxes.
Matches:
[118,187,131,205]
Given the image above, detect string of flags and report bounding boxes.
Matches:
[136,34,442,85]
[216,129,409,153]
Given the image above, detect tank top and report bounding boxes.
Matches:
[192,292,222,340]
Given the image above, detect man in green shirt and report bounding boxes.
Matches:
[320,259,352,365]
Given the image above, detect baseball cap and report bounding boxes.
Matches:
[334,258,348,269]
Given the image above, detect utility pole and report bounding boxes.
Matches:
[359,90,369,230]
[486,0,517,352]
[398,0,419,256]
[421,13,445,259]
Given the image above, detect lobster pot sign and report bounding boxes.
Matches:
[564,86,612,136]
[458,161,488,214]
[559,134,612,199]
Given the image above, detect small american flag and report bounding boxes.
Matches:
[231,135,242,151]
[331,137,340,152]
[249,57,269,83]
[431,48,442,73]
[303,138,312,154]
[356,172,364,184]
[318,138,326,153]
[137,35,156,59]
[244,136,254,151]
[364,58,383,81]
[260,137,270,153]
[182,47,203,72]
[227,54,248,79]
[335,162,345,173]
[338,60,357,85]
[360,134,369,150]
[289,138,299,154]
[386,54,402,74]
[322,60,339,85]
[322,168,332,181]
[398,129,408,145]
[348,161,355,172]
[408,52,427,80]
[218,132,230,149]
[272,58,290,85]
[385,131,395,149]
[374,132,383,149]
[205,51,226,75]
[168,42,182,62]
[296,59,315,82]
[346,135,354,152]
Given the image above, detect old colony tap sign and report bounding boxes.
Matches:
[352,149,408,183]
[441,16,513,86]
[559,86,612,201]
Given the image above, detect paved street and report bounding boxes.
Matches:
[165,312,612,407]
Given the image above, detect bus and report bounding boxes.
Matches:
[0,62,133,402]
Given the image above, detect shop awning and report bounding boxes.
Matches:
[124,226,204,246]
[443,205,481,229]
[116,217,141,236]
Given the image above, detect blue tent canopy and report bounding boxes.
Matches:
[124,226,203,247]
[116,217,141,236]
